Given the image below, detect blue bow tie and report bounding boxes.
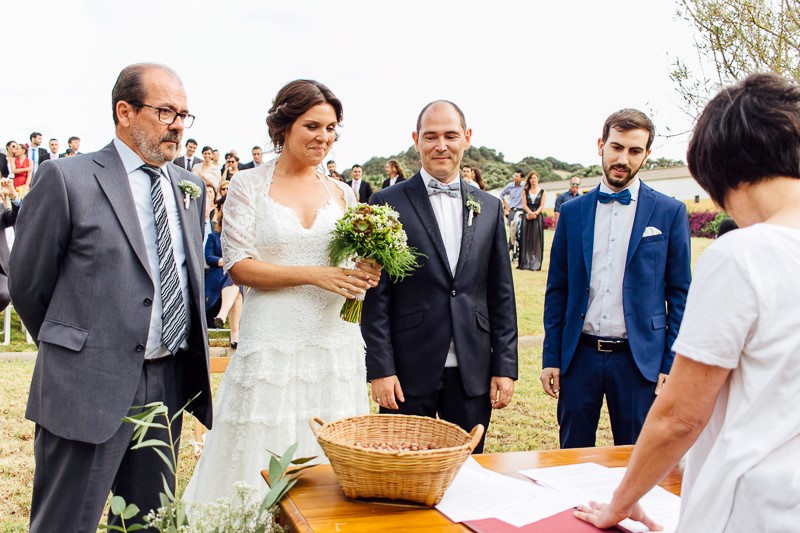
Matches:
[597,189,632,205]
[427,179,460,198]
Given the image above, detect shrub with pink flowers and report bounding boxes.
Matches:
[688,210,721,238]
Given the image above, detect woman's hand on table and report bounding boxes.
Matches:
[574,499,662,531]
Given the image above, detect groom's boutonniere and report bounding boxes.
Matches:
[466,193,481,227]
[179,180,202,209]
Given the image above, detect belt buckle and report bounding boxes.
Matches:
[597,340,613,353]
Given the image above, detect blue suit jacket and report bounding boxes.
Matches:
[543,182,691,382]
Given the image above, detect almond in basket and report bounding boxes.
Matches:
[353,441,438,451]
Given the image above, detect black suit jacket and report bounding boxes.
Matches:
[381,176,407,190]
[362,173,518,397]
[238,161,256,170]
[0,153,8,178]
[173,155,202,172]
[347,179,374,203]
[0,200,19,275]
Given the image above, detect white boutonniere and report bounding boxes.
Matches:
[178,180,202,209]
[466,193,481,227]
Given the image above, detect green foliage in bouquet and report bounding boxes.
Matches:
[328,203,424,322]
[328,203,423,281]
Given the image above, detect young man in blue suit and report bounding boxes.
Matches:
[541,109,691,449]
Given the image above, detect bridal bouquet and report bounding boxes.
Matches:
[329,203,423,323]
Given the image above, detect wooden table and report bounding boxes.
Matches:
[270,446,682,532]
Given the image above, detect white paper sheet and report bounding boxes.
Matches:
[436,457,575,527]
[519,463,681,533]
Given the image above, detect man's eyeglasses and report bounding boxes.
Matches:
[131,102,195,128]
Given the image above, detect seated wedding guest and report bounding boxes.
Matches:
[64,148,76,157]
[204,199,241,348]
[381,159,406,189]
[0,178,20,310]
[193,145,221,188]
[329,170,343,181]
[575,72,800,532]
[8,142,32,196]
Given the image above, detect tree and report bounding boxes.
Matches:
[673,0,800,118]
[645,157,686,170]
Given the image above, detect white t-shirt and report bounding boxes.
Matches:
[671,223,800,532]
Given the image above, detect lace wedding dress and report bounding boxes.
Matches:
[184,159,368,504]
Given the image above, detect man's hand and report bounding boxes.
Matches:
[655,373,667,395]
[370,375,404,410]
[489,376,514,409]
[540,367,560,399]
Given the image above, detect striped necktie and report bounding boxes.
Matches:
[140,164,187,355]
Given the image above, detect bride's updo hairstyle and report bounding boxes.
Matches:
[267,80,343,153]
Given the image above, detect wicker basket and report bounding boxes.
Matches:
[309,414,483,506]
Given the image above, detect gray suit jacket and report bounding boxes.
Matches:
[10,142,212,444]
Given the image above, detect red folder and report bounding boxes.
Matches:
[465,509,619,532]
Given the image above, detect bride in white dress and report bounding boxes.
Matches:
[184,80,379,504]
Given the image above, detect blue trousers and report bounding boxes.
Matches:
[557,343,656,448]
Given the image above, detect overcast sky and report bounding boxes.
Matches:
[4,0,703,168]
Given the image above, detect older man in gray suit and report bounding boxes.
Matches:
[10,63,212,532]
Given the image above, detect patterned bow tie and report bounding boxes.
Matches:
[427,179,460,198]
[597,189,632,205]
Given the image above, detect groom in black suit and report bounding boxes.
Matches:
[362,101,518,453]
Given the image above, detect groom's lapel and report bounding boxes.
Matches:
[405,173,452,277]
[453,180,475,279]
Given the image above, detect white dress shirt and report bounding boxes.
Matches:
[351,178,362,194]
[583,178,640,338]
[114,137,191,359]
[421,168,463,366]
[29,146,40,173]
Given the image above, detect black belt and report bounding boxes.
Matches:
[580,333,630,353]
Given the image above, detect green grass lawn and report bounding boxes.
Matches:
[0,232,714,531]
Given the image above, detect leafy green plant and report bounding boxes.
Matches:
[100,398,315,533]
